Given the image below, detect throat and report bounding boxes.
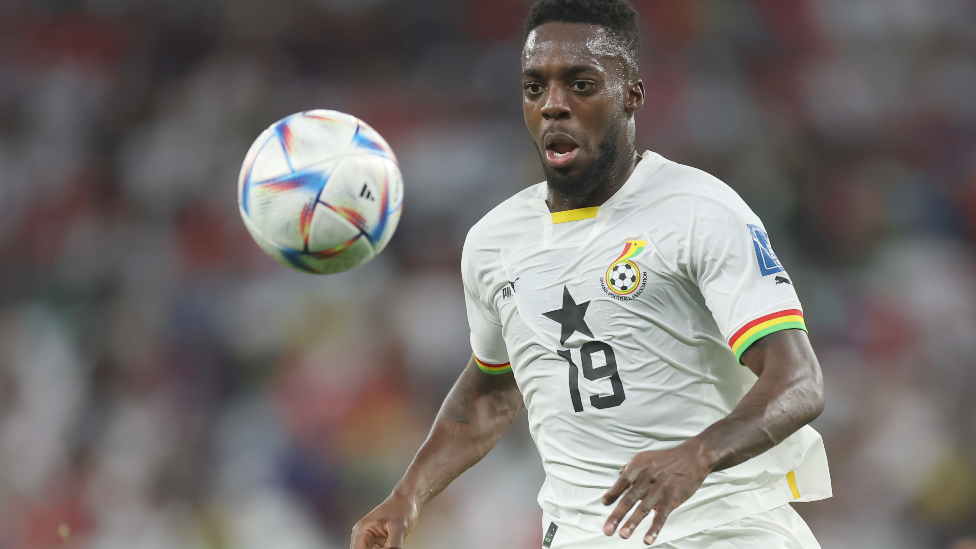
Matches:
[545,149,641,213]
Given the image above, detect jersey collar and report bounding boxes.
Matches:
[532,151,664,246]
[534,151,662,218]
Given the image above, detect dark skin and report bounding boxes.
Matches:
[601,329,824,544]
[350,22,825,549]
[521,23,644,211]
[350,357,524,549]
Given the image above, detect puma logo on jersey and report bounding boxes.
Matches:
[775,276,791,285]
[501,278,518,299]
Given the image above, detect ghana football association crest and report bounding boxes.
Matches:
[601,240,648,300]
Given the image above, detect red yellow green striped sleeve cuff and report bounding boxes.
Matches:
[474,356,512,375]
[729,309,807,361]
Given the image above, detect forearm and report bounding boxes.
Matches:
[691,330,825,472]
[392,357,523,507]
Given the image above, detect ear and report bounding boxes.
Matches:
[624,78,645,114]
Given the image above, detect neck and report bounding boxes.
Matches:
[546,149,641,212]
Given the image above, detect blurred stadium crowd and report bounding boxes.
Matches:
[1,0,976,547]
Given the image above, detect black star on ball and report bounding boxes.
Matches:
[543,286,593,345]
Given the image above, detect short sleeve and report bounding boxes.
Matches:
[461,235,512,374]
[688,200,807,362]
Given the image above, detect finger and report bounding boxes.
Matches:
[603,484,645,536]
[351,524,386,549]
[643,504,671,546]
[602,468,632,505]
[384,523,407,549]
[618,495,659,540]
[351,528,381,549]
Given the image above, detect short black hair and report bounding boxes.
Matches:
[524,0,640,73]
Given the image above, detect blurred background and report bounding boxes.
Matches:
[1,0,975,547]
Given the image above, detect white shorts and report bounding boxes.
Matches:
[541,504,821,549]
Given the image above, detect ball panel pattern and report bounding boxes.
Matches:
[317,155,395,245]
[243,160,338,251]
[238,128,269,190]
[308,202,362,252]
[369,157,403,250]
[372,197,402,254]
[290,236,375,274]
[237,109,402,275]
[303,109,359,128]
[279,112,359,172]
[242,206,375,275]
[240,210,293,268]
[245,129,292,186]
[348,120,397,163]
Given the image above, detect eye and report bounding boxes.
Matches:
[572,80,595,92]
[524,82,543,95]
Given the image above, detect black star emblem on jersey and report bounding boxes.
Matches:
[543,286,593,345]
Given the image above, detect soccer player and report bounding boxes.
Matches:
[351,0,830,547]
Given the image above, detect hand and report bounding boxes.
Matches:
[350,492,420,549]
[601,440,713,545]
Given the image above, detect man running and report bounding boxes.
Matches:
[352,1,830,547]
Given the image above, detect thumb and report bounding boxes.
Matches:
[384,523,407,549]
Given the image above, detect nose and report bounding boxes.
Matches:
[541,85,571,121]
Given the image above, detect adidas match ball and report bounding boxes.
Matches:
[238,110,403,274]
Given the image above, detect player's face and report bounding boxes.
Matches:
[522,23,641,199]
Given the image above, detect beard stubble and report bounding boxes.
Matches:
[540,119,623,200]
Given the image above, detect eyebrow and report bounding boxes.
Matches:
[521,65,602,79]
[565,64,600,76]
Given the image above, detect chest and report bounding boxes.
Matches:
[489,231,699,347]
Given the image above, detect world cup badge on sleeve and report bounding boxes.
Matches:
[747,224,785,276]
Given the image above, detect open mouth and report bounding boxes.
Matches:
[544,134,580,168]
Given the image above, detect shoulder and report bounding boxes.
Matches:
[461,182,543,278]
[633,154,761,230]
[464,182,544,253]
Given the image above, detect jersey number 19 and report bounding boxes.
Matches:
[556,341,626,412]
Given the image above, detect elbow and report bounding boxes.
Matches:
[808,389,825,423]
[803,374,825,424]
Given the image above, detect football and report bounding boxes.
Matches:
[237,110,404,274]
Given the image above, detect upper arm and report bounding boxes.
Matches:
[437,355,523,427]
[461,355,522,400]
[461,232,511,374]
[740,328,820,380]
[740,329,824,416]
[683,197,808,363]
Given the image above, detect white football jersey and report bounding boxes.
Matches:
[461,151,831,546]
